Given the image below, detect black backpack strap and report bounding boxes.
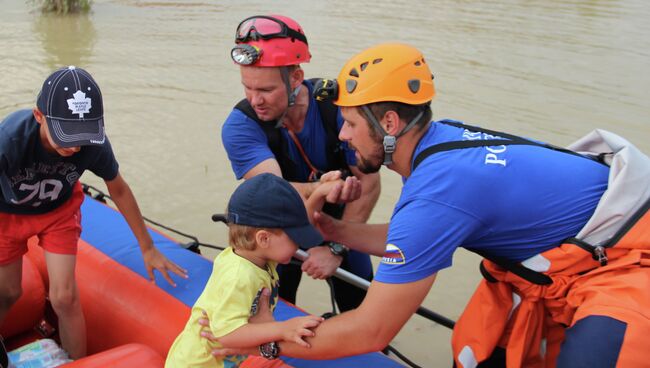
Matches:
[413,139,532,171]
[234,99,300,180]
[308,79,349,219]
[234,98,282,155]
[475,251,553,285]
[437,120,590,158]
[235,99,282,157]
[309,78,350,174]
[413,120,604,172]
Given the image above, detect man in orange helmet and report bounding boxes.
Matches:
[209,43,650,367]
[221,15,380,314]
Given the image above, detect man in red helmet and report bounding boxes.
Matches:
[221,15,381,314]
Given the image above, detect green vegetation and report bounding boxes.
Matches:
[31,0,92,14]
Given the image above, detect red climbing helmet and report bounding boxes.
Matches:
[231,15,311,67]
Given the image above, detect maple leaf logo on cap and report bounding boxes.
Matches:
[67,90,92,118]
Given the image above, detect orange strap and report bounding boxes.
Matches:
[286,128,320,181]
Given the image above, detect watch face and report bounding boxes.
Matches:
[259,341,279,360]
[329,242,346,256]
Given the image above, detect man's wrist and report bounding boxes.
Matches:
[308,180,320,198]
[259,341,280,360]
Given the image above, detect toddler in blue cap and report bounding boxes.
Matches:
[166,173,328,367]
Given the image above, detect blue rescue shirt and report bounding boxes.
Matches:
[376,120,609,284]
[221,80,356,181]
[0,109,119,214]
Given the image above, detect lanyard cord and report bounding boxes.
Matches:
[285,128,321,181]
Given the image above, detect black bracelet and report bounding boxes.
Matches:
[259,341,279,360]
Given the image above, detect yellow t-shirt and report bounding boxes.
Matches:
[165,247,279,367]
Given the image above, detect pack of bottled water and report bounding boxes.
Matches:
[7,339,72,368]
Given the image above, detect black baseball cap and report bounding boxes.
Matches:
[36,66,106,148]
[223,173,323,249]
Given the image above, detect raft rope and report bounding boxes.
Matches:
[81,183,225,251]
[82,183,453,368]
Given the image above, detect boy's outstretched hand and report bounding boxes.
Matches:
[142,247,188,286]
[280,315,324,348]
[318,170,361,204]
[103,173,188,286]
[199,288,323,357]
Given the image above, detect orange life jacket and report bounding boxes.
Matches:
[452,200,650,368]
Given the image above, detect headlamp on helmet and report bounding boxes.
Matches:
[231,44,263,66]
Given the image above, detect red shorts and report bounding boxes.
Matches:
[0,182,85,265]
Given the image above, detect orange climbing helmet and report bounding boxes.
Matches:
[334,43,435,107]
[231,15,311,67]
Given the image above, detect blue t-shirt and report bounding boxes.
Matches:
[221,80,356,181]
[0,109,119,214]
[376,120,609,284]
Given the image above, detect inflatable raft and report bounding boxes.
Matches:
[1,193,404,367]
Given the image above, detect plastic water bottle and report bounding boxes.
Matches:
[7,339,72,368]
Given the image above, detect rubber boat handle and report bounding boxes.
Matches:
[293,249,455,329]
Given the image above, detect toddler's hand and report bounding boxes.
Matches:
[281,315,325,348]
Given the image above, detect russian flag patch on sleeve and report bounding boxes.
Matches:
[381,244,406,265]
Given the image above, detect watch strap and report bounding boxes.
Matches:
[259,341,279,360]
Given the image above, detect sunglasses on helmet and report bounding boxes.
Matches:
[235,15,308,45]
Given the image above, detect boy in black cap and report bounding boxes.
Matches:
[166,173,331,367]
[0,66,187,361]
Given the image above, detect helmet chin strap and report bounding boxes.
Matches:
[360,105,424,166]
[276,66,302,128]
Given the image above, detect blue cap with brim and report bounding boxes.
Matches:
[224,173,323,249]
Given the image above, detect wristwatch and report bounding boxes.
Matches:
[327,242,349,257]
[259,341,279,360]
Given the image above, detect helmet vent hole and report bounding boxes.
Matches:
[360,62,368,71]
[346,79,358,93]
[414,61,421,66]
[349,68,359,78]
[407,79,421,94]
[422,58,426,64]
[372,58,382,64]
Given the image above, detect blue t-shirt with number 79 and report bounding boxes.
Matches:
[0,109,118,215]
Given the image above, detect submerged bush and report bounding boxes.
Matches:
[31,0,92,14]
